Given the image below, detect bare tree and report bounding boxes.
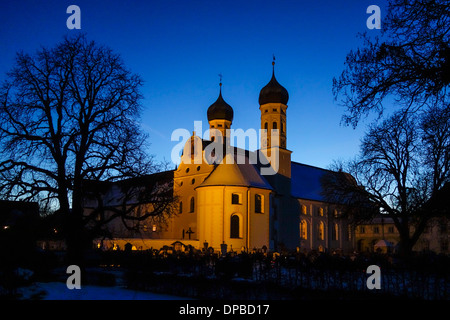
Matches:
[0,35,174,264]
[322,109,450,256]
[82,171,178,242]
[333,0,450,127]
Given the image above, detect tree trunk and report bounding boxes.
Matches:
[397,235,414,258]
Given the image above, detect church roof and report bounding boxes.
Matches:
[259,63,289,105]
[290,162,331,202]
[197,153,273,190]
[207,85,234,122]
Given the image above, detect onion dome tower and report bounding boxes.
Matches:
[259,57,289,149]
[207,80,233,142]
[259,57,292,180]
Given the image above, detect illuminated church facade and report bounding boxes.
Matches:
[88,63,355,254]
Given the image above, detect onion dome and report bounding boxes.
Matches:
[207,83,234,122]
[258,61,289,105]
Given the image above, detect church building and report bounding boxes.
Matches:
[86,62,354,254]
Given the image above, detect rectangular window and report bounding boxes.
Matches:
[373,226,380,234]
[231,193,241,204]
[255,194,264,213]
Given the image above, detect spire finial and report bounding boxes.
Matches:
[272,55,276,77]
[218,73,223,87]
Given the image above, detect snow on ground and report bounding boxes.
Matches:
[18,282,191,300]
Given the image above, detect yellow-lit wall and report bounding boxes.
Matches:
[173,151,214,241]
[197,185,271,251]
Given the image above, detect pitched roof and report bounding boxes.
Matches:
[197,153,273,190]
[290,162,332,201]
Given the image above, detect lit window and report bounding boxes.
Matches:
[152,225,157,232]
[333,223,339,241]
[300,220,307,240]
[301,205,307,215]
[318,207,323,216]
[318,222,325,240]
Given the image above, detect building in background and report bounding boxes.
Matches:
[82,62,356,254]
[355,216,449,254]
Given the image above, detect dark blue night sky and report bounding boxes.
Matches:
[0,0,386,169]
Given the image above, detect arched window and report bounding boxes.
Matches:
[264,122,268,130]
[272,121,277,130]
[318,207,323,216]
[190,197,195,212]
[318,221,325,240]
[230,214,240,238]
[300,220,307,240]
[301,205,307,215]
[255,194,263,213]
[333,223,339,241]
[179,201,183,213]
